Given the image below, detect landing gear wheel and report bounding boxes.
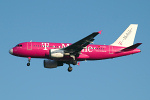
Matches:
[27,57,31,66]
[27,63,30,66]
[68,67,73,72]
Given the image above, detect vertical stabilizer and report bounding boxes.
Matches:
[111,24,138,47]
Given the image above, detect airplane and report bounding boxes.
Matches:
[9,24,142,72]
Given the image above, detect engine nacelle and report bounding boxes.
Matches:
[44,60,63,68]
[50,49,64,58]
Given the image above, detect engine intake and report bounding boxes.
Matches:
[50,49,64,58]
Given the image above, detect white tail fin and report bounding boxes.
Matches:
[111,24,138,47]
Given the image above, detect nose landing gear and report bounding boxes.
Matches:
[27,62,30,66]
[27,57,31,66]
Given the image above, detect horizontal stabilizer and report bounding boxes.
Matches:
[118,43,142,52]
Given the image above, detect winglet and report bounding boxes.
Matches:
[98,30,102,34]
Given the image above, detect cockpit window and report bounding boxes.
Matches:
[15,44,22,47]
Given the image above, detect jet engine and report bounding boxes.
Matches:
[44,60,63,68]
[50,49,64,58]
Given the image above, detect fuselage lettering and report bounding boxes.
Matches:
[42,43,49,50]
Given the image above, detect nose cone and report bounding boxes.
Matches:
[9,49,13,55]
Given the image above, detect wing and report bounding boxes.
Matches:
[63,32,100,56]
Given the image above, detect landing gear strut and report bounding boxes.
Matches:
[27,57,31,66]
[68,64,73,72]
[67,56,76,72]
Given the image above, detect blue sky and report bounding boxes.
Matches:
[0,0,149,100]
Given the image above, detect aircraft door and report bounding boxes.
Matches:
[109,46,113,54]
[27,42,32,50]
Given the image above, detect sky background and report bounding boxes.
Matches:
[0,0,149,100]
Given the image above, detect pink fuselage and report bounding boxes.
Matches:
[11,42,141,61]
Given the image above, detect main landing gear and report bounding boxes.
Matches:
[27,57,31,66]
[67,60,77,72]
[67,55,77,72]
[68,64,73,72]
